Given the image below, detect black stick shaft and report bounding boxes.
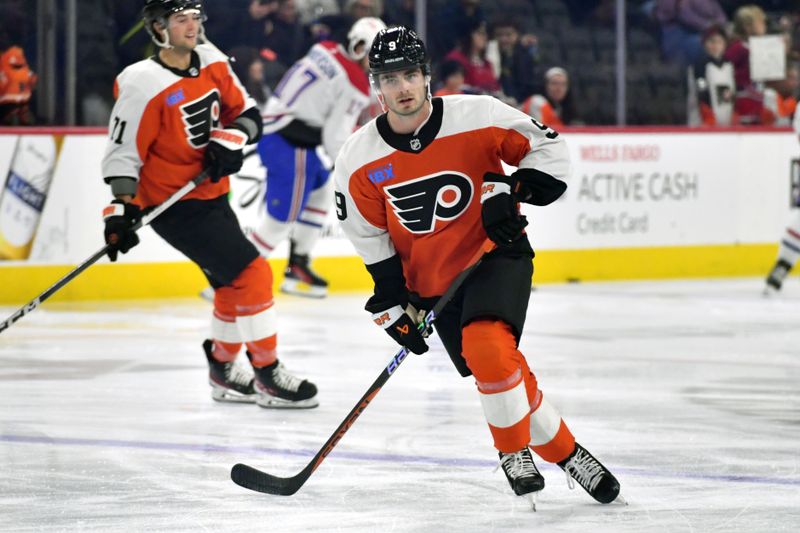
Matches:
[0,171,208,335]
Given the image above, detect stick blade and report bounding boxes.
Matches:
[230,463,303,496]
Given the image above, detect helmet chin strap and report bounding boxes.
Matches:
[151,18,173,49]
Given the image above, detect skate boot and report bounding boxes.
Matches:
[203,340,257,403]
[558,442,622,504]
[497,447,545,510]
[280,247,328,298]
[764,258,792,295]
[249,355,319,409]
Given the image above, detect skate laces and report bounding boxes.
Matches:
[497,448,538,479]
[563,448,604,493]
[224,360,254,388]
[270,362,303,392]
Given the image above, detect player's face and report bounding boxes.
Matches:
[377,68,427,117]
[166,10,203,51]
[546,74,568,103]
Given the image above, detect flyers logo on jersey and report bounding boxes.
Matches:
[180,89,221,148]
[385,172,473,234]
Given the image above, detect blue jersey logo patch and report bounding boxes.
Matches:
[166,89,186,106]
[368,163,395,185]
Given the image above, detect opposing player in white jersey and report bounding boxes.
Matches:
[332,26,622,508]
[249,17,386,298]
[764,108,800,294]
[101,0,318,409]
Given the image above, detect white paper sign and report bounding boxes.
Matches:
[749,35,786,81]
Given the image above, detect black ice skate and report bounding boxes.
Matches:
[203,340,257,403]
[280,244,328,298]
[558,442,623,504]
[249,355,319,409]
[764,258,792,295]
[497,447,545,510]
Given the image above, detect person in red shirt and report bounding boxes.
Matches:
[101,0,318,409]
[444,20,500,94]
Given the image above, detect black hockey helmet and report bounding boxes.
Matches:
[368,26,430,77]
[142,0,206,46]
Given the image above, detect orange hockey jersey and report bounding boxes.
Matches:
[333,95,570,297]
[101,44,256,208]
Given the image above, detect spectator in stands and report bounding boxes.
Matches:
[261,0,312,67]
[763,63,799,126]
[654,0,727,67]
[724,4,768,124]
[444,20,500,94]
[521,67,577,128]
[434,60,466,97]
[229,46,272,109]
[491,19,539,105]
[0,45,36,125]
[690,24,735,126]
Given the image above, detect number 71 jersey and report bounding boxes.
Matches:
[101,44,256,208]
[333,94,570,298]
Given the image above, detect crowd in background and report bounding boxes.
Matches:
[0,0,799,128]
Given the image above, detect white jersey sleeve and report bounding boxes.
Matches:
[101,65,159,182]
[488,95,571,182]
[332,125,397,266]
[263,42,371,159]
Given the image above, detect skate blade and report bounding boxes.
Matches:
[256,395,320,409]
[199,287,215,302]
[613,493,629,506]
[280,279,327,299]
[526,491,540,511]
[210,387,257,404]
[763,285,780,297]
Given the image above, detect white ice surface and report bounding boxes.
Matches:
[1,278,798,532]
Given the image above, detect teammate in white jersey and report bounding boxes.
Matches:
[764,108,800,294]
[332,26,622,508]
[249,17,386,298]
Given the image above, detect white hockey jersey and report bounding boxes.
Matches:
[262,41,371,159]
[333,95,570,297]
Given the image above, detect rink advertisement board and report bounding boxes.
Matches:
[0,127,795,302]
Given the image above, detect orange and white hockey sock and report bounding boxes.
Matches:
[211,307,241,363]
[463,320,536,453]
[528,391,575,463]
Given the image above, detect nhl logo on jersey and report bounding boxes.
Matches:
[409,138,422,151]
[385,171,473,233]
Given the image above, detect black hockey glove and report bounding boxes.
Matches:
[481,172,528,246]
[204,127,249,182]
[103,199,141,262]
[366,296,429,355]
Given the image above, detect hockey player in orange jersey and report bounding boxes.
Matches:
[100,0,318,409]
[333,26,622,508]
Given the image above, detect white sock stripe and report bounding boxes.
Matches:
[529,395,563,446]
[478,380,530,429]
[237,306,277,342]
[211,315,242,343]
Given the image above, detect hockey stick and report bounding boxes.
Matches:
[0,170,209,335]
[230,239,496,496]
